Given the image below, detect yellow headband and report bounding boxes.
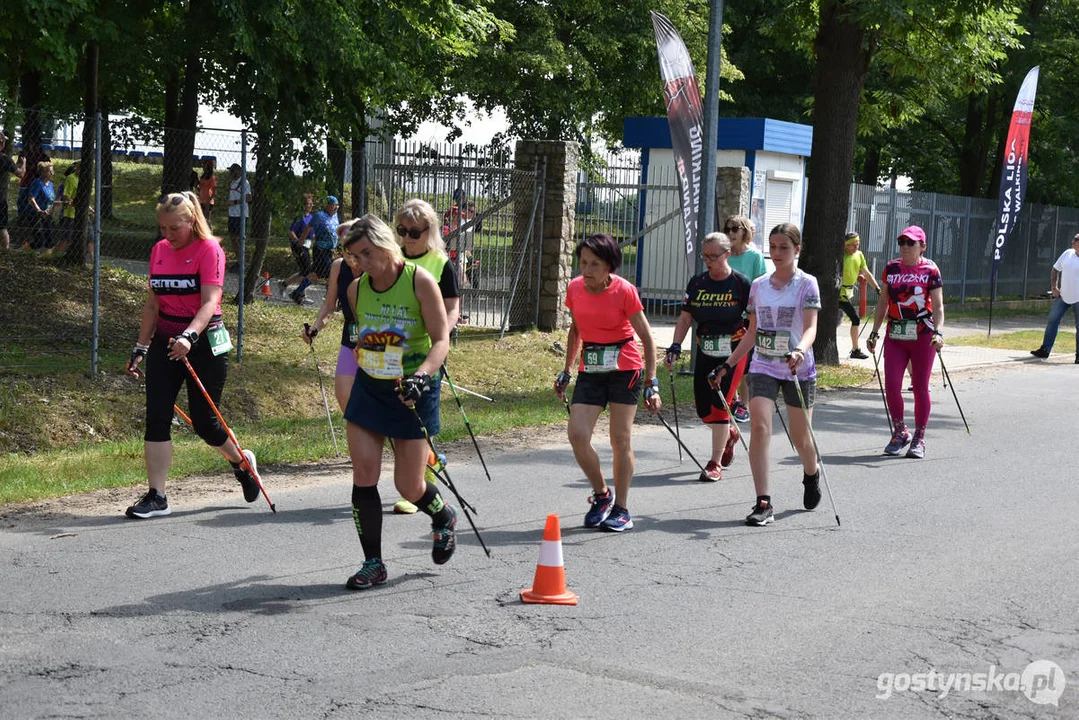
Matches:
[844,235,860,245]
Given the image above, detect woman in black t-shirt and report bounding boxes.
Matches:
[664,232,751,481]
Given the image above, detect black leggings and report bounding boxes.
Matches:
[144,334,230,445]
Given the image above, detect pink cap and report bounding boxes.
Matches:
[898,225,926,245]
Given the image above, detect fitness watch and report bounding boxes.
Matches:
[179,329,200,347]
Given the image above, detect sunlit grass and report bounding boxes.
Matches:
[951,328,1072,351]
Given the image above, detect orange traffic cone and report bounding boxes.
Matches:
[520,514,578,605]
[259,271,272,296]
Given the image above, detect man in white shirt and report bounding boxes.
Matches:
[226,163,251,270]
[1030,233,1079,363]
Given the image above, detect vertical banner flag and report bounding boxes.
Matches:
[651,11,704,265]
[991,66,1039,284]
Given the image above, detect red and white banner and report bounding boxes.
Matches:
[991,66,1039,282]
[651,11,704,265]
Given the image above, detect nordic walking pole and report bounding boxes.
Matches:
[177,349,276,513]
[401,386,492,558]
[655,413,707,473]
[773,399,796,451]
[710,379,750,456]
[304,323,340,456]
[440,363,492,482]
[869,339,894,435]
[786,361,841,527]
[445,382,493,403]
[668,367,683,464]
[936,350,970,435]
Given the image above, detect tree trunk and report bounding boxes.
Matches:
[327,137,346,198]
[63,42,98,267]
[859,143,881,186]
[800,1,873,366]
[15,72,44,248]
[162,51,201,195]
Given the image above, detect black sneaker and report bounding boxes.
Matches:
[1030,347,1050,359]
[803,470,821,510]
[849,348,869,360]
[289,289,305,305]
[746,499,774,526]
[233,449,260,502]
[432,505,457,565]
[345,558,388,590]
[126,489,171,519]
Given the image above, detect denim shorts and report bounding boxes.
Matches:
[571,369,643,408]
[344,369,441,440]
[747,372,815,409]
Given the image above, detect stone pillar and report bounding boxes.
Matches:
[715,166,751,229]
[514,140,579,331]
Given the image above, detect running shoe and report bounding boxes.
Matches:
[125,489,171,519]
[289,289,306,305]
[803,470,821,510]
[732,400,750,423]
[1030,347,1050,359]
[883,426,911,456]
[600,505,633,532]
[906,433,926,459]
[432,505,457,565]
[233,449,260,502]
[699,460,722,482]
[849,348,869,360]
[721,424,739,468]
[345,558,388,590]
[745,499,774,526]
[584,488,614,528]
[393,499,418,514]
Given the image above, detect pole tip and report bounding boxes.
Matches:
[270,504,277,513]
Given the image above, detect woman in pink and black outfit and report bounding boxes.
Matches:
[124,191,260,518]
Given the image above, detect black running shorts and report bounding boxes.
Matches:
[571,369,643,408]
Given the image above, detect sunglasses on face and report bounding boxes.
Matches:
[702,252,726,261]
[396,225,428,240]
[723,225,741,234]
[897,237,919,247]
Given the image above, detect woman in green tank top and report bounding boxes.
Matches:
[338,214,458,591]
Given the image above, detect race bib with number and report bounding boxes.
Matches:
[888,319,919,341]
[699,335,733,358]
[359,345,404,379]
[206,325,233,357]
[755,330,791,358]
[582,344,621,373]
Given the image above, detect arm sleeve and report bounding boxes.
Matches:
[438,261,461,299]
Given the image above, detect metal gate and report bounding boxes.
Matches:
[574,155,687,319]
[366,140,545,334]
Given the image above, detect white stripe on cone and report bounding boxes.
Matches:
[536,539,564,568]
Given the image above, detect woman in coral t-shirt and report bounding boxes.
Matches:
[554,233,661,533]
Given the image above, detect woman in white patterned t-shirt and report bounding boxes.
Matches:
[710,223,822,527]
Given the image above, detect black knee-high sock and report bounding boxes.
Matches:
[351,485,383,560]
[416,483,451,526]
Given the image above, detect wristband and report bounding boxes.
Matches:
[721,362,732,375]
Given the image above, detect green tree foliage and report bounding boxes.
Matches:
[796,0,1024,365]
[456,0,742,145]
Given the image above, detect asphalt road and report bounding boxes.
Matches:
[0,360,1075,719]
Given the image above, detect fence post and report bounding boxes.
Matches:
[91,112,102,377]
[237,129,247,362]
[960,196,971,304]
[888,185,899,243]
[534,159,547,328]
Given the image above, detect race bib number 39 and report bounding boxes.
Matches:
[582,345,620,373]
[888,320,919,341]
[359,345,404,379]
[700,335,733,358]
[755,330,791,358]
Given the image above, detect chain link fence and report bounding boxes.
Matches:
[1,111,545,374]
